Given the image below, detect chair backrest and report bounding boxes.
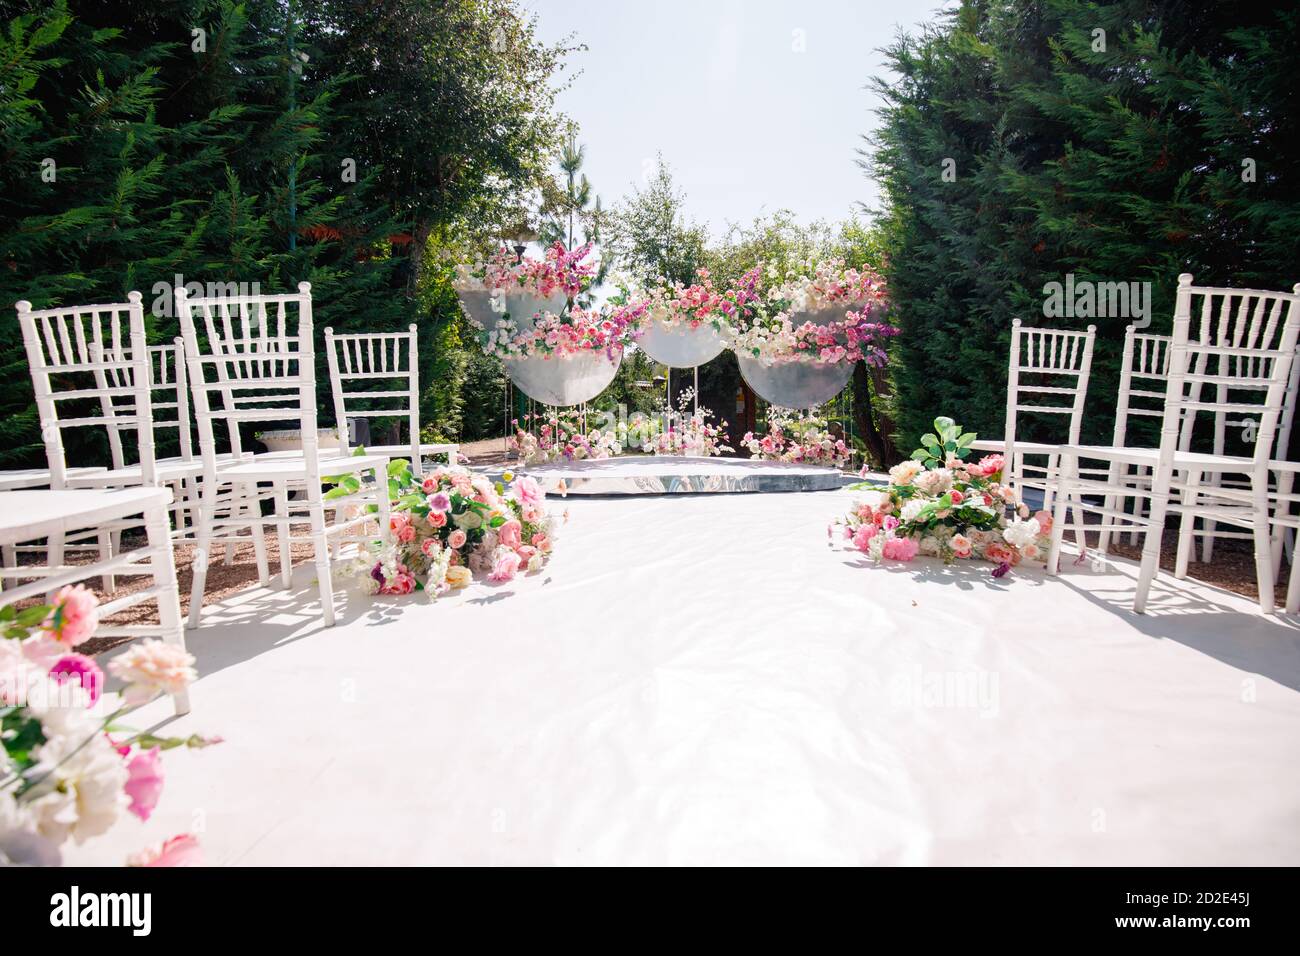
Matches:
[1153,274,1300,473]
[145,339,195,462]
[175,282,320,478]
[1112,326,1175,448]
[16,293,157,487]
[1001,319,1097,462]
[323,324,421,459]
[1115,281,1300,459]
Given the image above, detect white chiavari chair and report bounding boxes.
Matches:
[14,294,164,591]
[177,282,391,627]
[971,319,1097,514]
[1048,275,1300,614]
[324,324,458,477]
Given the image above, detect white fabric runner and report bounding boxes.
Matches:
[67,489,1300,865]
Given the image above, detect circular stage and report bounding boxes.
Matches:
[511,455,852,495]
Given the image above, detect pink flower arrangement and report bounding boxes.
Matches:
[0,595,216,867]
[511,410,622,464]
[742,411,851,469]
[458,241,597,299]
[832,416,1048,576]
[343,463,561,597]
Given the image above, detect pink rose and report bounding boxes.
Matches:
[44,584,98,647]
[128,834,203,868]
[124,747,165,821]
[488,551,521,583]
[427,510,447,529]
[530,533,552,553]
[498,519,523,550]
[49,653,104,705]
[448,529,467,550]
[421,477,438,494]
[421,538,442,558]
[1033,510,1053,536]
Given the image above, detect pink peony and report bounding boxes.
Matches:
[881,536,920,561]
[124,747,165,821]
[511,476,543,506]
[107,639,197,707]
[49,653,104,705]
[498,519,523,550]
[488,551,521,583]
[128,834,203,868]
[448,529,467,550]
[44,584,99,647]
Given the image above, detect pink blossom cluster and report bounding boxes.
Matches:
[473,241,597,298]
[742,421,851,468]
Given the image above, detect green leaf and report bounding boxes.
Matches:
[387,459,410,477]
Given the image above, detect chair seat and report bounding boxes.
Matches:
[218,452,390,480]
[362,442,459,459]
[64,459,204,487]
[0,466,108,491]
[1061,444,1256,471]
[969,438,1061,455]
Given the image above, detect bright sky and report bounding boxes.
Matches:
[522,0,957,239]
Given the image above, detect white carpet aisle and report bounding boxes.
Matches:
[67,489,1300,865]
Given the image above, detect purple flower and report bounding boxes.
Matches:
[427,491,451,512]
[991,561,1011,579]
[370,562,386,586]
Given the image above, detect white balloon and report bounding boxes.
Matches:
[737,355,853,408]
[636,319,727,368]
[503,350,622,406]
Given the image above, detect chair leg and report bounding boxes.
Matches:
[1134,489,1170,615]
[1174,470,1201,579]
[1251,479,1277,615]
[187,484,217,630]
[45,530,66,602]
[1098,462,1122,555]
[1046,458,1074,576]
[307,491,336,627]
[243,482,269,586]
[98,528,115,594]
[1285,531,1300,614]
[144,497,191,715]
[1200,471,1220,564]
[274,484,292,589]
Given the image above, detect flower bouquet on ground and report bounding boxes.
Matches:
[641,388,732,457]
[1,587,216,867]
[742,408,851,469]
[510,410,622,464]
[341,462,563,595]
[832,417,1051,577]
